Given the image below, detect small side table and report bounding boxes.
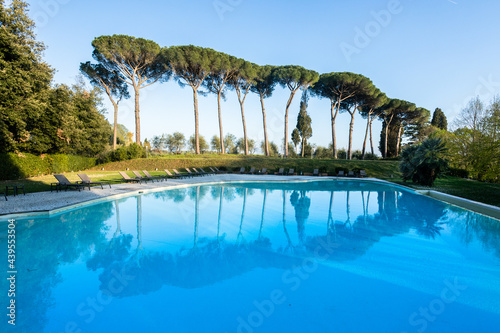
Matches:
[5,185,26,196]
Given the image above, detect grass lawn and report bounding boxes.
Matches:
[1,155,499,208]
[387,176,500,208]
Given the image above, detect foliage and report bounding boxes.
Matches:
[91,34,169,144]
[79,61,129,149]
[236,137,255,154]
[166,132,186,153]
[164,45,216,154]
[274,65,319,156]
[445,96,500,182]
[0,0,53,153]
[28,83,111,157]
[211,135,221,153]
[295,90,313,157]
[224,133,237,154]
[431,108,447,131]
[400,138,449,186]
[0,152,96,180]
[189,134,208,153]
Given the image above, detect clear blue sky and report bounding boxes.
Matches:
[26,0,500,153]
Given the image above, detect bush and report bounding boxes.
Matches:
[400,138,449,187]
[98,143,146,163]
[447,167,469,179]
[0,153,96,180]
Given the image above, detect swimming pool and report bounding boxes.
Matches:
[1,180,499,332]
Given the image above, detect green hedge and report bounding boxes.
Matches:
[0,153,96,180]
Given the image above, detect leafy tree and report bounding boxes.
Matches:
[250,65,277,156]
[295,90,313,157]
[113,124,129,146]
[260,140,278,156]
[165,45,216,154]
[405,107,431,143]
[152,134,167,153]
[378,99,416,158]
[166,132,185,154]
[454,96,485,144]
[236,137,255,154]
[431,108,448,131]
[223,133,237,154]
[29,84,111,156]
[189,134,208,153]
[91,35,169,144]
[400,138,449,186]
[204,51,240,154]
[310,72,360,158]
[229,60,257,155]
[291,128,300,153]
[211,135,221,153]
[274,65,318,157]
[0,0,53,153]
[80,61,130,150]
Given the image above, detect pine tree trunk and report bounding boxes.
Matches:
[331,99,340,159]
[260,94,270,156]
[218,92,225,154]
[395,124,403,157]
[369,121,374,155]
[240,101,248,155]
[134,87,140,145]
[361,113,370,159]
[193,88,200,154]
[384,121,390,158]
[348,110,356,160]
[112,101,118,150]
[284,90,296,157]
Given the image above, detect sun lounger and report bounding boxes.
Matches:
[277,168,285,175]
[238,167,246,174]
[359,170,367,177]
[348,171,355,177]
[247,167,256,174]
[312,169,320,176]
[52,174,88,192]
[337,170,345,177]
[119,171,143,183]
[77,173,111,189]
[164,169,182,179]
[132,170,155,182]
[259,168,268,175]
[143,170,166,182]
[185,168,201,177]
[287,169,295,176]
[192,168,208,176]
[173,169,191,178]
[214,167,227,174]
[199,168,213,176]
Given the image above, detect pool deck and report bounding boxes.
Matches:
[1,174,499,219]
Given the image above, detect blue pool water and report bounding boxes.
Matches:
[1,180,500,332]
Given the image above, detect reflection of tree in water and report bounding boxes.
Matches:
[450,209,500,258]
[0,202,113,332]
[87,201,133,271]
[290,190,311,244]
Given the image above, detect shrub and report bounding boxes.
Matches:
[0,153,96,180]
[400,138,449,186]
[447,167,469,179]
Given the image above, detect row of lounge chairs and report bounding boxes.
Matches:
[49,167,368,192]
[236,167,367,177]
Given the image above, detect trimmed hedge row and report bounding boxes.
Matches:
[0,153,96,180]
[90,156,400,179]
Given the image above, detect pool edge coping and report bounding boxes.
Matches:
[1,176,499,221]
